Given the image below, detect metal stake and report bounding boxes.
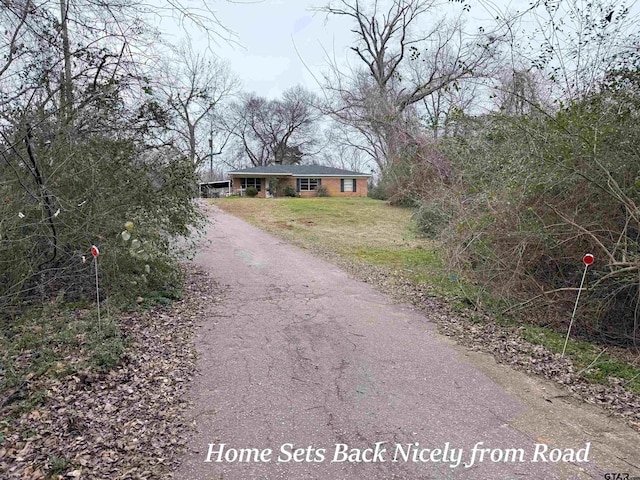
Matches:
[91,245,101,331]
[562,254,594,357]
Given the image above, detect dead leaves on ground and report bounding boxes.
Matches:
[0,267,220,479]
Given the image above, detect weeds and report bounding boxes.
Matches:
[48,455,70,476]
[520,325,640,394]
[1,304,122,414]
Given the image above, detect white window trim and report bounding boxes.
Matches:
[240,177,262,192]
[299,178,321,191]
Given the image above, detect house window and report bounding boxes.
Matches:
[297,178,321,191]
[240,178,262,192]
[341,179,357,192]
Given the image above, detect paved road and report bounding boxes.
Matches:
[175,205,628,480]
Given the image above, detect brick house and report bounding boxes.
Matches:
[227,165,371,198]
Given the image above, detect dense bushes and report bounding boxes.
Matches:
[0,123,202,312]
[0,3,207,316]
[411,201,452,239]
[245,186,259,197]
[368,133,451,208]
[282,185,298,197]
[412,89,640,345]
[316,184,330,197]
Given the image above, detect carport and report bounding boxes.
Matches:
[199,180,231,198]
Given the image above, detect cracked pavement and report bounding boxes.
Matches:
[174,204,638,480]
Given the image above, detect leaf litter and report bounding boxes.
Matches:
[0,266,221,479]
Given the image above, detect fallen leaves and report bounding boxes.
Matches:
[0,266,220,479]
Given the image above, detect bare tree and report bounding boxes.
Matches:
[159,45,237,164]
[403,22,493,139]
[223,86,320,167]
[0,1,236,121]
[418,79,479,140]
[318,122,374,173]
[318,0,501,169]
[268,85,320,164]
[527,0,636,101]
[222,94,271,167]
[489,68,557,116]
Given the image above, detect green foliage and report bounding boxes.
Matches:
[245,186,259,197]
[267,177,281,197]
[368,161,421,206]
[367,140,448,208]
[316,184,330,197]
[48,455,70,477]
[0,303,129,410]
[435,86,640,345]
[282,185,298,197]
[0,46,203,398]
[0,2,204,313]
[521,325,640,394]
[411,201,451,239]
[140,288,183,308]
[0,128,202,310]
[368,181,391,201]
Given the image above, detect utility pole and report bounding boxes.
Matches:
[59,0,73,123]
[208,128,214,181]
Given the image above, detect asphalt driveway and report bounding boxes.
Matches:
[174,204,637,480]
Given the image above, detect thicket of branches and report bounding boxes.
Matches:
[438,1,640,346]
[220,85,320,168]
[325,0,640,346]
[441,71,640,345]
[0,1,216,312]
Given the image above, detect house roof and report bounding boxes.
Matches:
[199,180,231,188]
[227,165,371,177]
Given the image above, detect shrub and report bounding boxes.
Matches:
[368,181,390,200]
[282,185,298,197]
[368,162,424,207]
[267,177,281,197]
[437,91,640,345]
[0,133,203,310]
[316,185,330,197]
[412,201,451,239]
[245,186,259,197]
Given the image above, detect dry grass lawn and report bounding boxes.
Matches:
[213,196,432,256]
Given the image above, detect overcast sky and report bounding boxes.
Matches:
[157,0,638,101]
[161,0,526,99]
[186,0,354,99]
